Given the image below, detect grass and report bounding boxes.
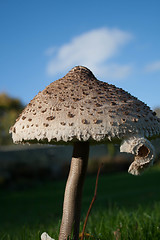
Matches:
[1,166,160,239]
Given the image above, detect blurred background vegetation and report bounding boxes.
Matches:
[0,93,24,145]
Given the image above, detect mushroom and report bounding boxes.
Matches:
[10,66,160,240]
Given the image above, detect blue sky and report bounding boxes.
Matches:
[1,0,160,109]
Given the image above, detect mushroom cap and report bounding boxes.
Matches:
[10,66,160,144]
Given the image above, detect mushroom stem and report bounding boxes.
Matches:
[59,141,89,240]
[120,137,155,175]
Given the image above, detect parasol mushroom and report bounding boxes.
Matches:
[10,66,160,240]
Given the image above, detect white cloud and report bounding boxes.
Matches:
[44,47,56,56]
[144,61,160,72]
[96,64,133,79]
[45,27,133,79]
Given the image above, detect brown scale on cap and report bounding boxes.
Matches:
[10,66,160,144]
[46,116,55,121]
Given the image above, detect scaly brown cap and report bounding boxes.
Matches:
[10,66,160,144]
